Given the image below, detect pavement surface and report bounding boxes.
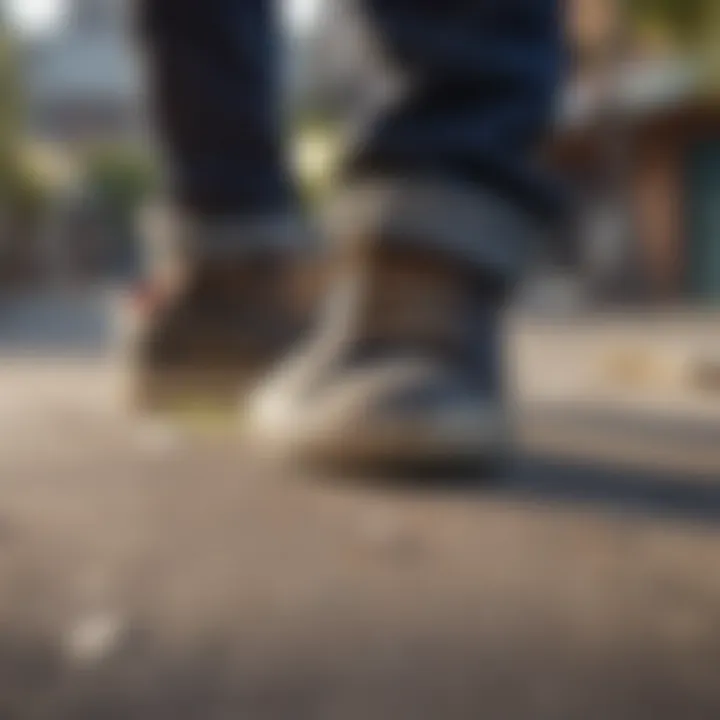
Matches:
[1,355,720,720]
[2,293,720,719]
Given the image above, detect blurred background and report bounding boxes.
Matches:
[0,0,717,302]
[0,0,718,302]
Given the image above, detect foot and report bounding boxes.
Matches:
[246,244,511,472]
[128,219,312,412]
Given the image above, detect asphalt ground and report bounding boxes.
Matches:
[1,359,720,719]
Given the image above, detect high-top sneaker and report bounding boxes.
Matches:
[247,244,511,472]
[128,215,314,412]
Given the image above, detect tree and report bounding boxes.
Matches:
[0,9,44,241]
[627,0,712,46]
[82,144,159,220]
[79,143,160,277]
[628,0,720,81]
[0,6,24,180]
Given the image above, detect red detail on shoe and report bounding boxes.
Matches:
[129,283,166,317]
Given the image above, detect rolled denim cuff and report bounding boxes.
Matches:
[325,179,545,278]
[140,205,316,268]
[181,215,316,258]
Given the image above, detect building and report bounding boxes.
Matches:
[551,0,720,304]
[24,0,142,143]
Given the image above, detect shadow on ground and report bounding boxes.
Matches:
[505,453,720,526]
[326,451,720,528]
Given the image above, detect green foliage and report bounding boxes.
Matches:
[0,157,50,222]
[0,17,48,228]
[627,0,715,44]
[82,144,159,218]
[0,22,23,165]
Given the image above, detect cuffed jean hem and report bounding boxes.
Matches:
[140,205,317,267]
[325,179,546,278]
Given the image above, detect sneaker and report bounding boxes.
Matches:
[247,242,511,472]
[128,214,314,412]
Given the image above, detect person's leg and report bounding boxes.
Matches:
[249,0,564,468]
[336,0,564,269]
[139,0,291,219]
[133,0,309,410]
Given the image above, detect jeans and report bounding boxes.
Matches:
[139,0,563,261]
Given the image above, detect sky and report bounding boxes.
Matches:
[7,0,322,33]
[7,0,62,30]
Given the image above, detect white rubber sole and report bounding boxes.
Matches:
[249,407,512,473]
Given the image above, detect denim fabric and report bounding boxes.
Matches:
[139,0,562,227]
[139,0,293,218]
